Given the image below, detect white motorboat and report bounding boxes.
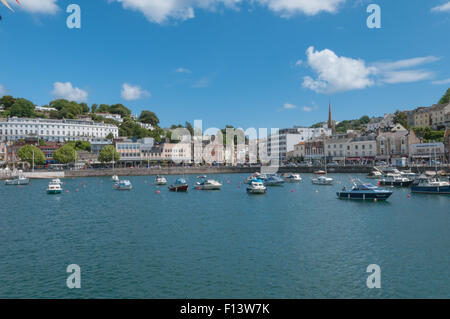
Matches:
[47,181,62,194]
[195,179,222,190]
[112,175,119,182]
[285,173,302,182]
[5,175,30,186]
[366,170,382,179]
[50,178,62,185]
[312,175,334,185]
[155,175,167,185]
[113,180,132,190]
[246,179,267,194]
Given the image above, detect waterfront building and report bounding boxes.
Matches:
[410,142,445,163]
[91,138,112,155]
[445,129,450,163]
[0,117,119,143]
[267,126,332,160]
[304,139,326,162]
[346,134,377,163]
[376,124,419,164]
[115,138,155,163]
[292,142,306,159]
[324,134,354,163]
[429,103,450,130]
[39,142,62,164]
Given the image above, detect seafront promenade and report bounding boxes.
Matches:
[1,165,449,179]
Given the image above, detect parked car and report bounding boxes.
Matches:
[327,162,339,167]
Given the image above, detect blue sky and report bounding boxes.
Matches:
[1,0,450,130]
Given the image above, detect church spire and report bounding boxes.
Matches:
[328,101,336,134]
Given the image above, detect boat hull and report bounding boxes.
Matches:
[411,186,450,194]
[336,191,393,200]
[379,180,413,187]
[47,190,62,194]
[168,185,189,192]
[247,188,267,194]
[5,179,30,185]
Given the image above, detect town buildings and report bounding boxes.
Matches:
[0,117,119,143]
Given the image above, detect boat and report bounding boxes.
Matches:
[4,175,30,186]
[112,175,119,182]
[411,175,450,194]
[168,178,189,192]
[47,181,62,194]
[366,170,382,179]
[285,173,302,182]
[196,175,207,179]
[246,179,267,194]
[244,173,261,184]
[155,175,167,185]
[113,180,133,190]
[264,175,285,186]
[337,180,393,200]
[314,170,327,175]
[50,178,62,185]
[312,175,334,185]
[195,179,222,190]
[379,174,413,187]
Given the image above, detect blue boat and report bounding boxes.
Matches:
[411,175,450,195]
[337,180,393,201]
[264,175,285,186]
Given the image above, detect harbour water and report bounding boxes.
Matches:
[1,174,449,298]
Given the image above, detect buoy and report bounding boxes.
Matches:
[155,190,161,194]
[291,190,295,193]
[227,180,231,184]
[66,190,70,193]
[196,187,201,190]
[76,189,79,192]
[408,194,411,198]
[238,185,241,189]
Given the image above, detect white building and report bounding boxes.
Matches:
[410,142,445,162]
[268,126,332,159]
[35,106,57,112]
[0,117,119,142]
[137,122,154,131]
[96,113,123,123]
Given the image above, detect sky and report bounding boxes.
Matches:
[0,0,450,130]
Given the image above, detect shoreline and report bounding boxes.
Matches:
[2,165,449,179]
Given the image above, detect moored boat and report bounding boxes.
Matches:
[366,170,382,179]
[411,175,450,195]
[379,174,413,187]
[337,180,393,200]
[113,180,133,190]
[47,181,62,194]
[314,170,326,175]
[5,175,30,186]
[195,179,222,190]
[168,178,189,192]
[155,175,167,185]
[312,175,334,185]
[264,175,285,186]
[112,175,119,182]
[246,179,267,194]
[285,173,302,182]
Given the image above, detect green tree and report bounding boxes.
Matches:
[17,145,45,165]
[0,95,16,109]
[53,144,78,164]
[49,99,84,119]
[393,110,409,129]
[139,110,160,126]
[67,141,91,152]
[106,132,115,140]
[438,88,450,104]
[98,145,120,163]
[9,98,35,117]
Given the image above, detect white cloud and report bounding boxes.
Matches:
[52,82,88,102]
[0,84,6,96]
[191,74,215,88]
[295,60,303,67]
[302,46,376,93]
[283,103,297,109]
[301,47,438,93]
[302,102,318,112]
[111,0,346,24]
[15,0,59,14]
[431,1,450,12]
[432,78,450,85]
[121,83,151,101]
[176,67,192,73]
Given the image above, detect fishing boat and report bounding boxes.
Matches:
[113,180,133,191]
[195,179,222,190]
[312,175,334,185]
[411,175,450,194]
[112,175,119,182]
[285,173,302,182]
[264,175,285,186]
[155,175,167,185]
[379,174,413,187]
[246,179,267,194]
[168,178,189,192]
[337,180,393,200]
[47,181,62,194]
[4,175,30,186]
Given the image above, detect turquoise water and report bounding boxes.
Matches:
[0,174,449,298]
